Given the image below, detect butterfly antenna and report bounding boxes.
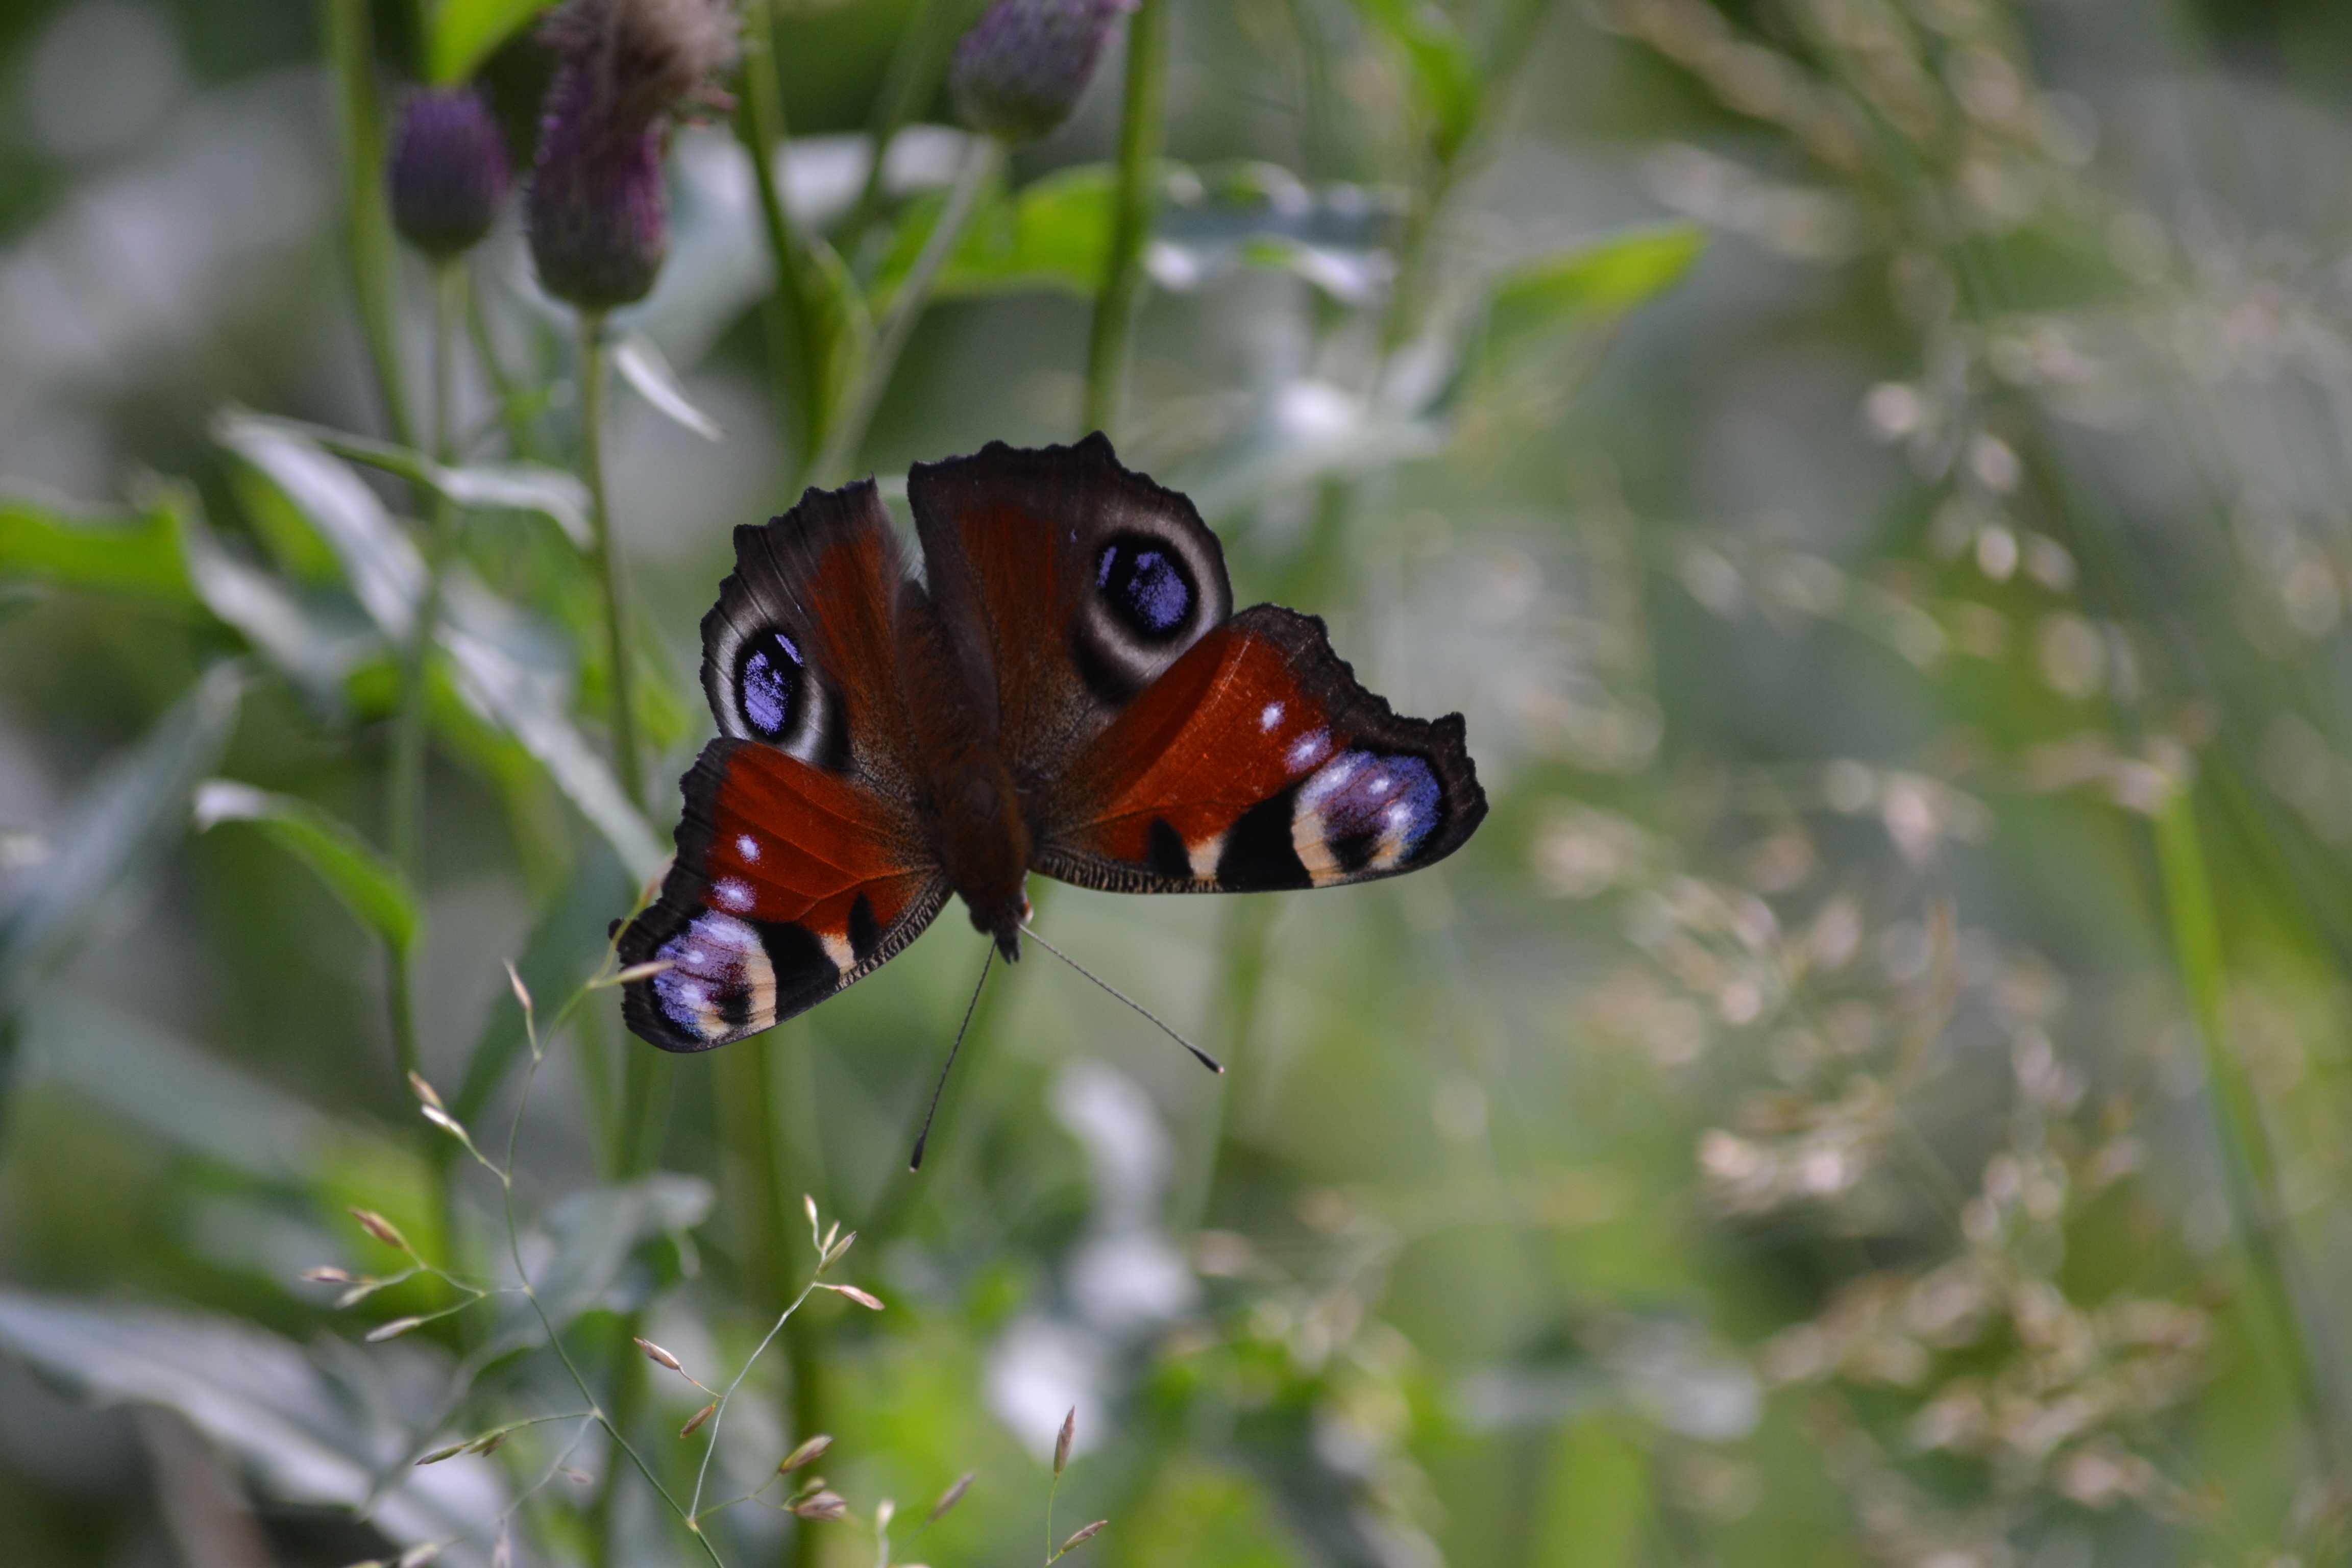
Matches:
[910,943,995,1172]
[1020,921,1224,1075]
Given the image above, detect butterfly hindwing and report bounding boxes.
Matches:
[620,740,948,1051]
[1034,605,1487,894]
[906,435,1233,786]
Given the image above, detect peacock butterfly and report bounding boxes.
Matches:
[617,435,1486,1053]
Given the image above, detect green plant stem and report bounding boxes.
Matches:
[811,136,1002,485]
[718,1032,830,1568]
[721,1039,793,1305]
[2153,785,2352,1476]
[576,313,645,810]
[322,0,413,448]
[1375,0,1555,377]
[788,1316,827,1568]
[617,1036,670,1178]
[467,278,544,462]
[393,262,468,1275]
[1081,0,1170,438]
[390,263,464,882]
[738,0,827,483]
[840,0,971,246]
[387,942,423,1087]
[593,1023,669,1563]
[586,1329,650,1568]
[497,1032,721,1568]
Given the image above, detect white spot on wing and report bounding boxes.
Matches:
[736,834,762,863]
[820,929,855,974]
[1259,701,1284,731]
[1188,831,1226,881]
[714,877,756,913]
[1286,728,1332,774]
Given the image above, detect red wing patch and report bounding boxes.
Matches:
[620,740,946,1051]
[1033,606,1486,894]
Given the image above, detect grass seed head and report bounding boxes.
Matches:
[926,1471,974,1524]
[778,1433,832,1473]
[1054,1407,1076,1475]
[792,1490,848,1521]
[350,1208,410,1253]
[680,1401,718,1438]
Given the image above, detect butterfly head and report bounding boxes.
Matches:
[972,888,1030,963]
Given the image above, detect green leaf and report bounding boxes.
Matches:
[1485,223,1708,348]
[427,0,554,87]
[1455,224,1707,433]
[0,1290,504,1544]
[489,1174,714,1350]
[169,486,382,703]
[1155,163,1409,304]
[244,413,594,550]
[914,161,1409,306]
[14,992,366,1185]
[324,0,413,446]
[798,234,875,473]
[611,332,724,442]
[0,665,244,1021]
[227,455,344,583]
[0,491,195,602]
[214,411,425,641]
[192,780,420,957]
[1352,0,1484,161]
[925,164,1117,300]
[452,850,635,1125]
[439,614,667,882]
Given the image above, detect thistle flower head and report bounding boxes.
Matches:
[527,0,740,311]
[947,0,1133,143]
[386,86,511,258]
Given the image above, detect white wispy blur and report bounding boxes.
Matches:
[986,1062,1196,1461]
[0,6,334,496]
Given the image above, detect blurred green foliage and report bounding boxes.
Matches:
[8,0,2352,1565]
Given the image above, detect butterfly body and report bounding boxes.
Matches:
[620,436,1486,1052]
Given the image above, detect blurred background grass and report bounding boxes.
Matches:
[6,0,2352,1565]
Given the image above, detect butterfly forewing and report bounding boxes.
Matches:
[701,479,923,798]
[1033,606,1486,894]
[908,435,1233,786]
[625,480,946,1052]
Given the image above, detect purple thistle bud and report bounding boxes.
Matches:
[386,87,512,258]
[527,0,740,312]
[948,0,1134,143]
